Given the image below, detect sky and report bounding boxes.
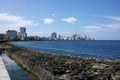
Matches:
[0,0,120,40]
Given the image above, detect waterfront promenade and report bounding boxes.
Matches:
[0,56,10,80]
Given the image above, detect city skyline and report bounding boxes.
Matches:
[0,27,93,41]
[0,0,120,40]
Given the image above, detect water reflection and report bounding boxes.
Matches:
[2,54,36,80]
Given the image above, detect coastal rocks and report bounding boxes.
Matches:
[5,44,120,80]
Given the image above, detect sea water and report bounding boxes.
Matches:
[13,40,120,60]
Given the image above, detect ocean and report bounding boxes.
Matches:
[13,40,120,60]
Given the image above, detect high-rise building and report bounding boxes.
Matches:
[18,27,27,40]
[58,35,64,40]
[73,33,80,40]
[51,32,57,39]
[20,27,26,33]
[6,30,17,40]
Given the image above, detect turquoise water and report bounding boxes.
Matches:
[13,40,120,60]
[2,54,36,80]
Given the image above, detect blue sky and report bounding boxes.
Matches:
[0,0,120,40]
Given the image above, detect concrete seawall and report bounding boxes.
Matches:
[0,56,11,80]
[5,45,59,80]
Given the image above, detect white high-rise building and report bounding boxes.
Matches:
[18,27,27,40]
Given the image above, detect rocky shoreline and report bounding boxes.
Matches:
[3,43,120,80]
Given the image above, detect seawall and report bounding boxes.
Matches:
[5,44,59,80]
[4,43,120,80]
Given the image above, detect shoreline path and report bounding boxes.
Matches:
[0,56,11,80]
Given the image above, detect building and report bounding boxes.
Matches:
[0,34,5,40]
[73,33,80,40]
[28,36,40,40]
[58,35,64,40]
[51,32,57,40]
[18,27,27,40]
[18,32,27,40]
[20,27,26,33]
[6,30,17,40]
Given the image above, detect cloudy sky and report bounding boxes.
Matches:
[0,0,120,40]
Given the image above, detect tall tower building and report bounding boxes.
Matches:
[51,32,57,39]
[20,27,26,33]
[18,27,27,40]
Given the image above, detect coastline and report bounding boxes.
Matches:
[2,43,120,80]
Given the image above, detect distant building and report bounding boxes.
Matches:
[84,35,88,40]
[51,32,57,40]
[18,27,27,40]
[20,27,26,33]
[28,36,40,40]
[6,30,17,40]
[58,35,62,40]
[73,33,80,40]
[0,34,5,40]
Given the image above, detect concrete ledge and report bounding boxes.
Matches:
[0,56,10,80]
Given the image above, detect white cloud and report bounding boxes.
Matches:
[43,18,54,24]
[101,24,120,29]
[85,26,102,30]
[62,17,77,23]
[0,13,21,22]
[83,23,120,35]
[103,16,120,22]
[101,16,120,30]
[83,25,104,34]
[83,15,120,33]
[0,13,37,33]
